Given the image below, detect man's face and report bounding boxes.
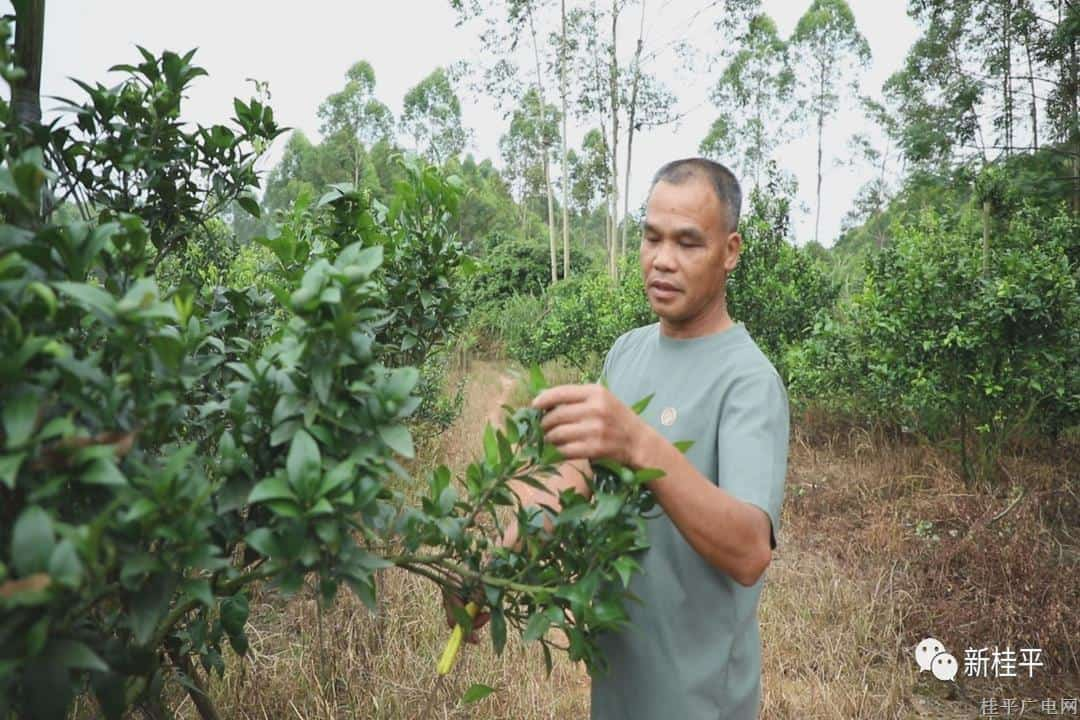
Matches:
[640,176,741,329]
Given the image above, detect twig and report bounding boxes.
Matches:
[988,486,1027,525]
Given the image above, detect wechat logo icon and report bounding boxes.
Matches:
[916,638,958,682]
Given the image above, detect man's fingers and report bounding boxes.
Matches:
[544,420,594,451]
[548,440,591,461]
[532,384,595,411]
[539,400,591,433]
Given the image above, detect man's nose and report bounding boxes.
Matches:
[653,240,678,271]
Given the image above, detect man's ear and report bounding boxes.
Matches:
[724,231,742,272]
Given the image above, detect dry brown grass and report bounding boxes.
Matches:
[166,362,1078,720]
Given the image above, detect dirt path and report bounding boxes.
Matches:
[486,372,517,426]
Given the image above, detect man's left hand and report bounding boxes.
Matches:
[533,384,648,467]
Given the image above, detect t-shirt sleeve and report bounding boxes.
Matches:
[597,332,625,384]
[716,370,790,550]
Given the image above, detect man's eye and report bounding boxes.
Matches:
[644,235,659,243]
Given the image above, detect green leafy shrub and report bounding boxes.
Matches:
[465,235,552,306]
[787,204,1080,484]
[729,180,839,375]
[0,41,662,719]
[509,254,653,377]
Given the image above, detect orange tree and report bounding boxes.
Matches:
[0,38,660,720]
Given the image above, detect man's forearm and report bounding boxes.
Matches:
[631,426,772,586]
[512,458,593,511]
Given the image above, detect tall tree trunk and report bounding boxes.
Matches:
[560,0,571,279]
[1024,31,1038,151]
[526,3,559,283]
[608,0,620,279]
[12,0,45,128]
[621,1,646,262]
[1002,0,1014,156]
[814,64,826,246]
[1071,22,1079,216]
[543,153,558,283]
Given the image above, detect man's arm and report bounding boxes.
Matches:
[534,384,775,587]
[502,458,592,549]
[629,429,772,587]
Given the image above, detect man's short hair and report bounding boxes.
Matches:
[650,158,742,233]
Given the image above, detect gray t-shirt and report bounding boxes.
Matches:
[590,322,790,720]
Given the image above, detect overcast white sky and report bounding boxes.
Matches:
[37,1,920,247]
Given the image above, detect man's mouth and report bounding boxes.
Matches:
[647,280,681,299]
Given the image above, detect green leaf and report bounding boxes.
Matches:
[266,500,302,518]
[673,440,694,454]
[462,683,495,704]
[590,492,624,525]
[51,639,109,672]
[522,611,551,644]
[220,593,249,636]
[630,393,655,415]
[285,430,321,491]
[81,458,128,487]
[122,498,157,524]
[612,556,641,588]
[527,365,548,395]
[483,424,499,467]
[245,528,281,558]
[182,578,213,608]
[54,281,117,320]
[129,573,175,646]
[384,367,419,400]
[0,452,25,489]
[344,575,377,610]
[490,607,507,656]
[115,278,163,316]
[237,194,261,219]
[248,475,297,504]
[12,506,54,576]
[47,541,84,588]
[3,393,38,449]
[632,468,665,484]
[321,459,355,498]
[377,424,414,458]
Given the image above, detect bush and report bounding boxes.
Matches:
[729,181,838,375]
[508,254,653,377]
[787,204,1080,484]
[465,235,553,307]
[0,41,664,719]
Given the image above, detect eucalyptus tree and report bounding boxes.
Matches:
[317,61,394,147]
[618,3,678,262]
[790,0,870,245]
[499,88,562,262]
[887,0,1078,214]
[401,67,468,165]
[315,62,394,189]
[450,0,566,280]
[568,128,611,217]
[700,13,795,189]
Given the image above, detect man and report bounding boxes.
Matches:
[450,157,790,719]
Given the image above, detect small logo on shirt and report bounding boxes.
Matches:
[660,407,677,426]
